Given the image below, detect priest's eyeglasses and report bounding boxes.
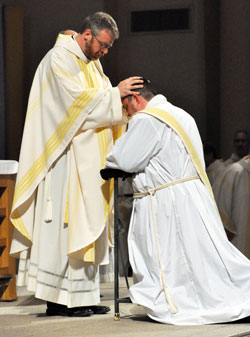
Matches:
[93,35,113,50]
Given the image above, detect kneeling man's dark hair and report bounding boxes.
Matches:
[126,77,157,101]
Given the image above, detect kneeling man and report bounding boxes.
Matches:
[105,78,250,325]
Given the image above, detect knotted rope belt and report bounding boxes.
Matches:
[133,175,200,314]
[133,175,199,199]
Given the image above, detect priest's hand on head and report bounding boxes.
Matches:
[118,76,143,98]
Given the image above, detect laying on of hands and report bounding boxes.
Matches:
[118,76,143,98]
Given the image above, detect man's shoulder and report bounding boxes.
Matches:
[136,102,194,129]
[130,111,163,129]
[134,112,152,119]
[40,41,79,72]
[208,159,225,171]
[238,155,250,173]
[160,100,195,126]
[225,162,244,177]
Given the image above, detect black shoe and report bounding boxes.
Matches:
[46,302,93,317]
[68,307,93,317]
[82,305,111,314]
[46,307,93,317]
[46,307,69,316]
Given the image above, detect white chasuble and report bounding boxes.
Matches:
[10,34,126,306]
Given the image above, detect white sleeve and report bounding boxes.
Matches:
[51,51,125,129]
[105,115,162,173]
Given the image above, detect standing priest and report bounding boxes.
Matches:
[10,12,142,317]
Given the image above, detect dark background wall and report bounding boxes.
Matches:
[0,0,249,160]
[219,0,250,159]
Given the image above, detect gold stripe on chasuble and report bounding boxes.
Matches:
[26,70,54,119]
[79,59,104,263]
[97,127,113,215]
[112,124,125,143]
[12,90,98,239]
[77,59,100,89]
[14,89,97,204]
[78,58,114,219]
[82,243,95,263]
[142,108,213,197]
[97,127,114,246]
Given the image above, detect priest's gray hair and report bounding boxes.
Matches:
[79,12,119,39]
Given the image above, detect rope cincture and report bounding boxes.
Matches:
[133,175,199,314]
[133,175,199,199]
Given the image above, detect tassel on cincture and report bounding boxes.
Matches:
[165,290,178,314]
[161,275,178,314]
[44,198,53,223]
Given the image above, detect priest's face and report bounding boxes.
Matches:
[122,96,138,117]
[233,131,250,158]
[84,29,114,61]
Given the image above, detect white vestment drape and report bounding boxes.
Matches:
[215,155,250,258]
[206,159,225,189]
[105,95,250,325]
[224,153,241,166]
